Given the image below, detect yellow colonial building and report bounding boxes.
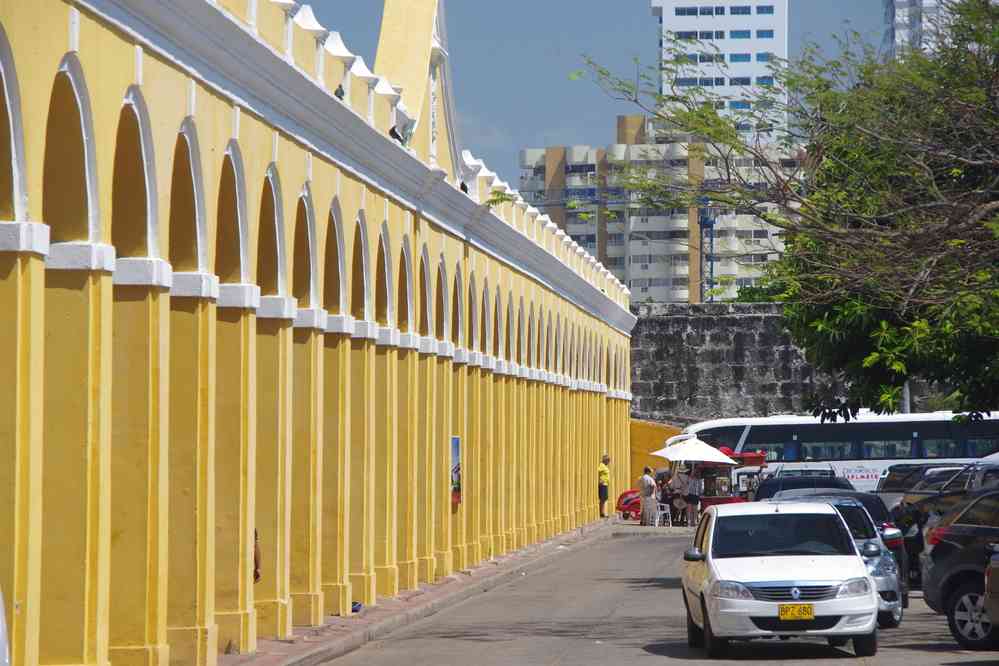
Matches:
[0,0,635,664]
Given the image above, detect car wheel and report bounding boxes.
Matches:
[686,602,704,648]
[827,637,849,648]
[701,598,727,658]
[947,582,999,650]
[853,630,878,657]
[878,604,903,629]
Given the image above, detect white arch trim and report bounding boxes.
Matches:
[224,139,250,283]
[0,23,27,222]
[377,221,394,327]
[178,117,208,272]
[327,198,347,314]
[398,232,414,333]
[122,85,160,258]
[263,162,287,295]
[298,181,318,307]
[58,53,100,243]
[353,211,371,322]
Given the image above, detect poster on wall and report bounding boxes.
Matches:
[450,435,462,505]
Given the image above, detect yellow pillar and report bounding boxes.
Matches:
[255,298,295,638]
[109,267,172,666]
[374,328,399,598]
[320,316,352,616]
[213,286,257,653]
[348,325,377,605]
[0,227,46,666]
[489,358,506,556]
[290,310,325,627]
[476,355,493,560]
[525,371,538,544]
[450,349,468,570]
[415,337,436,582]
[465,354,482,565]
[502,366,517,550]
[433,348,453,579]
[395,334,420,590]
[40,246,113,666]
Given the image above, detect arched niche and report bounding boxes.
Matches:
[257,165,284,296]
[374,224,393,326]
[168,118,207,272]
[349,215,370,321]
[215,141,248,283]
[323,202,345,314]
[396,233,413,332]
[291,185,317,308]
[0,22,27,221]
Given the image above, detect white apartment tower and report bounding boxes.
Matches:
[651,0,790,112]
[887,0,942,53]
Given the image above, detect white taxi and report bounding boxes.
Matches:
[681,502,879,658]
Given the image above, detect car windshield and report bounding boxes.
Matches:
[755,477,854,500]
[911,467,967,493]
[833,505,877,540]
[711,513,856,558]
[780,470,834,478]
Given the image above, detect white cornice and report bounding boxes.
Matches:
[76,0,636,336]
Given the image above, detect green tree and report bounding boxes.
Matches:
[581,0,999,418]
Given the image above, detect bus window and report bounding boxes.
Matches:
[969,438,999,457]
[924,438,964,458]
[862,440,914,459]
[745,424,797,461]
[697,426,746,450]
[755,443,787,462]
[800,441,854,460]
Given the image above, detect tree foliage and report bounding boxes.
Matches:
[582,0,999,418]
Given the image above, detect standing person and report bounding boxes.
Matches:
[669,466,689,526]
[686,466,704,527]
[638,467,657,526]
[597,454,611,518]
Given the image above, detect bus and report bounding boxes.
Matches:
[680,411,999,492]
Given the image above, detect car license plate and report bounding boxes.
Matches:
[778,604,814,621]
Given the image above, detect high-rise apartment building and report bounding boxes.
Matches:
[887,0,942,52]
[520,117,782,304]
[651,1,789,114]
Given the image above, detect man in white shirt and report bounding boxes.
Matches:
[638,467,657,526]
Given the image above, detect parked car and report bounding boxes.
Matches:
[753,475,855,501]
[771,488,909,613]
[920,489,999,649]
[876,463,965,513]
[681,501,879,658]
[987,542,999,626]
[767,462,837,479]
[616,489,640,520]
[895,463,999,585]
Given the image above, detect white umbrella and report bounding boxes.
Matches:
[651,435,738,465]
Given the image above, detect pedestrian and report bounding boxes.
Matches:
[597,454,611,518]
[686,466,704,527]
[639,466,657,526]
[669,466,689,525]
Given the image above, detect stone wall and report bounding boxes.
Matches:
[630,302,831,424]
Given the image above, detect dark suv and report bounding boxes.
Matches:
[921,489,999,650]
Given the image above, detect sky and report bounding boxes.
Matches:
[312,1,884,183]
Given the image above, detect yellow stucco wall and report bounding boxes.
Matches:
[0,2,635,665]
[630,419,682,489]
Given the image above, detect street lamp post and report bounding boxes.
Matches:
[698,196,717,302]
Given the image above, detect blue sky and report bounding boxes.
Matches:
[312,1,884,182]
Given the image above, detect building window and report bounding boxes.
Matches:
[715,30,725,39]
[686,53,699,63]
[675,6,699,16]
[608,233,624,245]
[729,76,751,86]
[699,77,715,87]
[605,257,624,268]
[730,29,751,39]
[715,6,726,14]
[676,30,698,40]
[565,163,596,174]
[699,6,714,15]
[669,158,689,167]
[676,77,698,87]
[673,277,690,287]
[757,29,775,39]
[757,5,775,14]
[699,53,723,63]
[729,100,751,109]
[715,77,726,86]
[730,53,751,62]
[756,75,775,86]
[757,52,773,62]
[730,5,752,15]
[735,121,752,131]
[699,30,715,39]
[650,278,671,287]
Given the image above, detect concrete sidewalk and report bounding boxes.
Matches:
[218,522,691,666]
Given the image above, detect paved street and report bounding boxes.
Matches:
[330,533,993,665]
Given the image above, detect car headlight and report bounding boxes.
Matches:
[837,577,872,598]
[711,580,754,600]
[867,554,897,577]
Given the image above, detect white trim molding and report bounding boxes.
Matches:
[467,350,482,367]
[217,282,261,309]
[0,222,49,256]
[418,335,436,355]
[376,325,400,347]
[258,294,297,320]
[352,319,379,340]
[294,307,327,330]
[495,359,508,375]
[436,340,455,358]
[113,256,173,288]
[46,241,115,272]
[397,331,420,350]
[171,271,220,299]
[453,347,468,364]
[481,354,496,372]
[325,313,355,335]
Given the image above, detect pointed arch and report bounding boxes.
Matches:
[43,53,99,243]
[479,278,490,354]
[168,118,207,272]
[215,140,248,283]
[418,245,431,336]
[517,298,525,365]
[257,164,285,296]
[467,272,477,351]
[450,263,463,346]
[111,86,159,258]
[0,22,27,221]
[374,222,393,326]
[552,315,560,373]
[504,294,514,361]
[396,233,413,332]
[324,200,346,313]
[492,287,502,358]
[527,304,535,368]
[350,213,370,320]
[291,183,317,308]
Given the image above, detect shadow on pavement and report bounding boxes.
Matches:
[594,576,683,591]
[391,615,680,645]
[643,640,853,661]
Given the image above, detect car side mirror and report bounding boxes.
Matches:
[684,548,706,562]
[861,542,882,559]
[882,527,903,542]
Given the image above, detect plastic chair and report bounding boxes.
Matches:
[655,502,672,527]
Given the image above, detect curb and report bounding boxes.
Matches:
[275,521,617,666]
